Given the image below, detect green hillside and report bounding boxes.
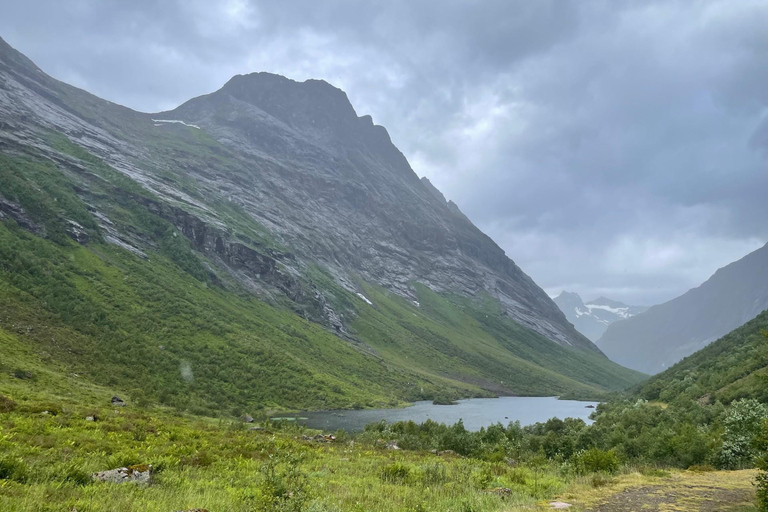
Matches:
[638,310,768,404]
[0,140,643,415]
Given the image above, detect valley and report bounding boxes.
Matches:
[0,14,767,512]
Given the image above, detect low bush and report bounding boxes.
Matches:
[0,457,29,483]
[571,448,620,475]
[381,462,412,484]
[0,394,17,413]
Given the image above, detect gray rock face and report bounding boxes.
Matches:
[0,36,596,353]
[162,73,595,351]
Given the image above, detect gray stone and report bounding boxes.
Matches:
[92,464,152,485]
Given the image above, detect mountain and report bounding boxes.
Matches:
[554,291,648,341]
[597,242,768,374]
[0,36,643,413]
[637,310,768,404]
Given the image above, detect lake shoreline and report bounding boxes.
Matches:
[270,396,600,432]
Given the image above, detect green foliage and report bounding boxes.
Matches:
[256,454,310,512]
[0,457,28,483]
[717,399,768,469]
[0,153,99,244]
[381,462,413,484]
[756,420,768,511]
[351,283,644,403]
[571,448,620,475]
[0,395,16,413]
[638,317,768,405]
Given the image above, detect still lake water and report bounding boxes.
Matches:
[281,397,598,432]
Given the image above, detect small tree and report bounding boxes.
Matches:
[717,399,768,469]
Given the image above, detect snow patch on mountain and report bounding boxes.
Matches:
[554,291,648,342]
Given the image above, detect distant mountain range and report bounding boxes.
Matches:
[598,242,768,374]
[554,292,648,342]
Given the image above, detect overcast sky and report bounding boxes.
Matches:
[3,0,767,306]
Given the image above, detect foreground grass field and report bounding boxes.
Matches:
[0,351,760,512]
[0,401,758,512]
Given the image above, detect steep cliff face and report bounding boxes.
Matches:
[163,72,593,350]
[0,36,642,410]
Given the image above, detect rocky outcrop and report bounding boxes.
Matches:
[0,197,40,233]
[92,464,152,485]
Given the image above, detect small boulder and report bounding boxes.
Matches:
[386,441,400,450]
[241,414,254,423]
[92,464,152,485]
[550,502,572,509]
[85,415,96,422]
[111,396,126,407]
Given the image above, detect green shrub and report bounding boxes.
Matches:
[419,462,447,486]
[257,456,310,512]
[12,368,35,380]
[0,457,29,483]
[571,448,620,475]
[716,399,767,469]
[381,462,412,484]
[0,394,17,413]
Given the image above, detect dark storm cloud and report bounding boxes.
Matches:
[2,0,766,305]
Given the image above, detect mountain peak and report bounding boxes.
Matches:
[216,71,360,130]
[555,290,583,302]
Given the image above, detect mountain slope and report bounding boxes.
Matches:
[554,291,648,341]
[637,310,768,404]
[597,243,768,374]
[0,36,643,413]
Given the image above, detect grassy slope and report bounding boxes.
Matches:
[353,284,645,399]
[637,310,768,404]
[0,130,642,416]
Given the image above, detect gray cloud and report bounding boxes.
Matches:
[2,0,766,305]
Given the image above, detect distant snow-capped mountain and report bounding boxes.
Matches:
[553,292,648,342]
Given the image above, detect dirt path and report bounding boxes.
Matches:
[560,469,757,512]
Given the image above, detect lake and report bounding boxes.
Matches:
[275,396,598,432]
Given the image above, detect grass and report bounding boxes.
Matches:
[0,372,562,512]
